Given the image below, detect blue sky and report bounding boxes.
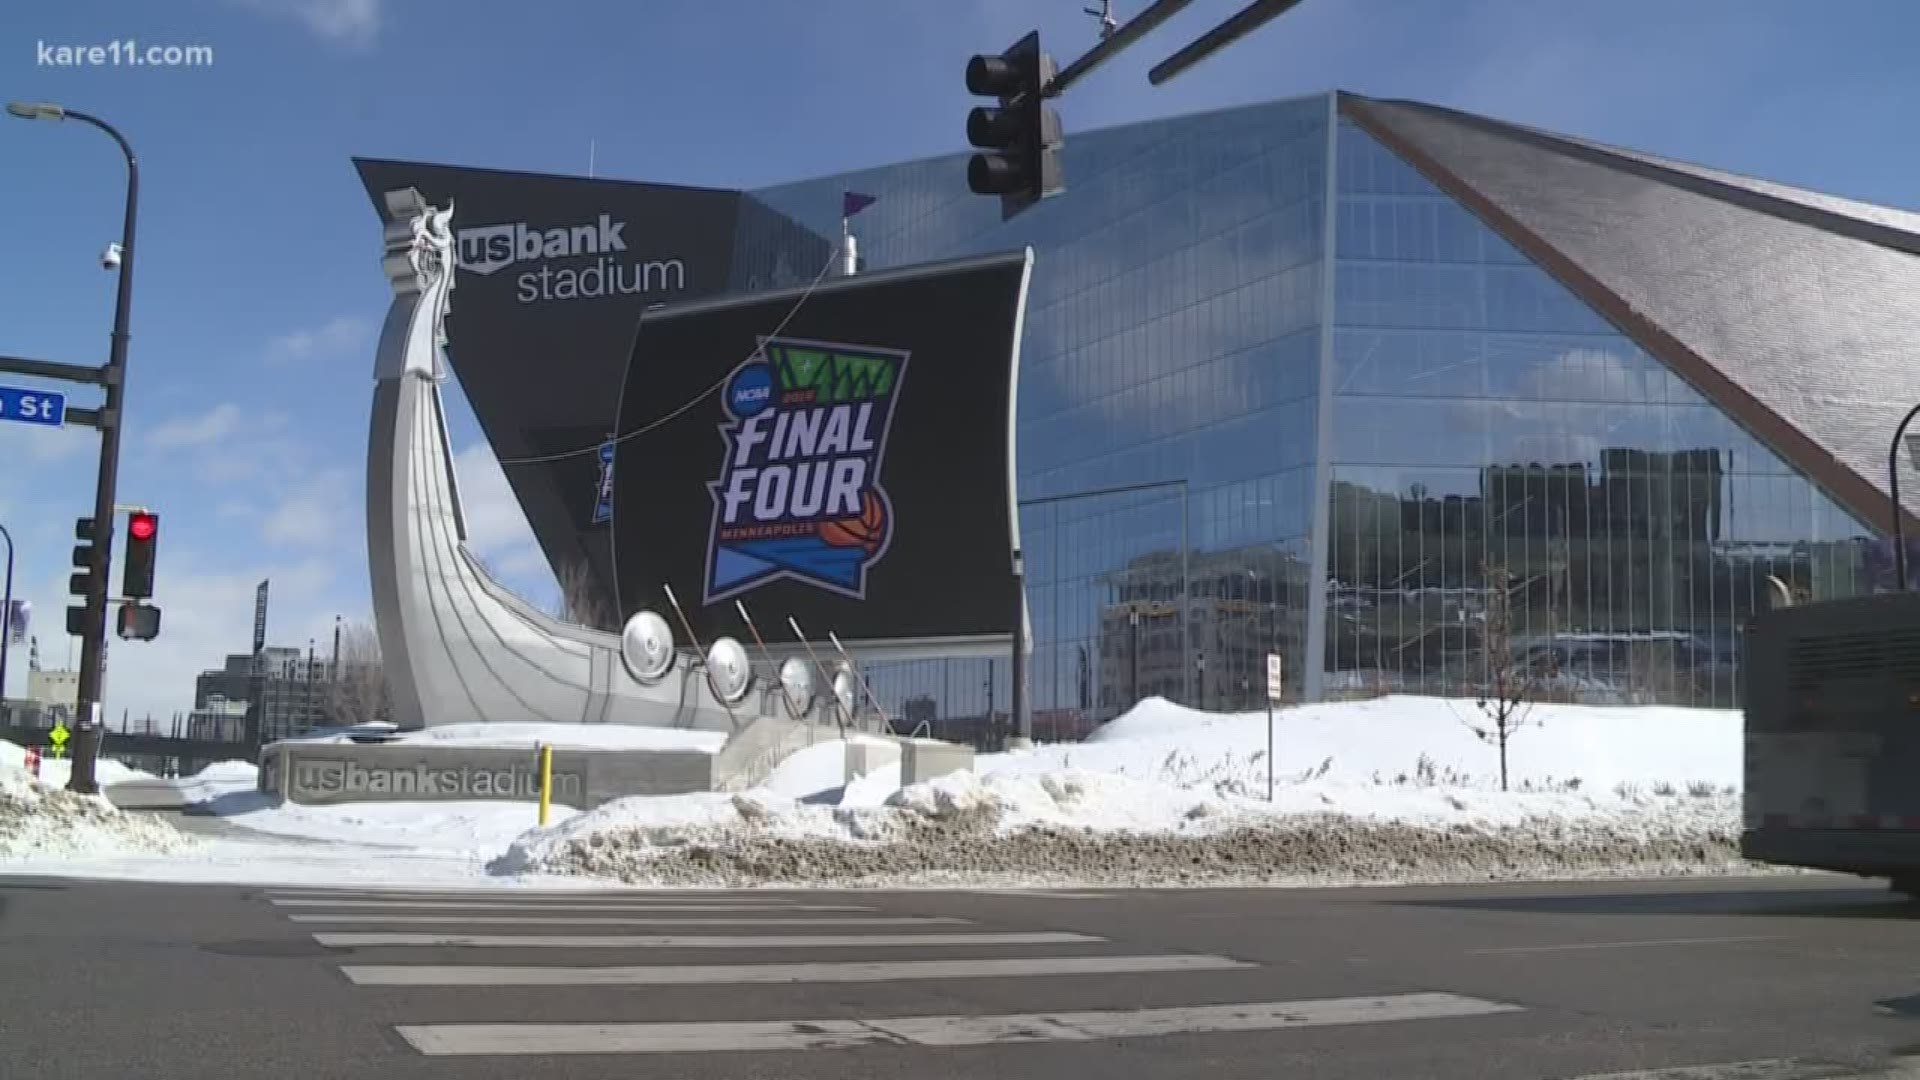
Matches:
[1,0,1916,723]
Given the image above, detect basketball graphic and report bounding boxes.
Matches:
[818,489,887,553]
[705,338,908,603]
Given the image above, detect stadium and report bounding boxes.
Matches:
[356,89,1920,742]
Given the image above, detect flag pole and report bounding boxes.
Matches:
[839,192,873,278]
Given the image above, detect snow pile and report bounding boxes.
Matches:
[841,762,905,807]
[173,760,260,806]
[500,695,1746,888]
[0,739,159,790]
[998,695,1741,798]
[496,763,1746,889]
[758,735,898,801]
[0,762,191,859]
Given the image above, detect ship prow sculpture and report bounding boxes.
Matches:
[365,187,852,732]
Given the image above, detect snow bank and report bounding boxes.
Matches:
[287,721,726,753]
[757,736,896,801]
[1003,695,1740,798]
[0,762,190,860]
[496,765,1746,889]
[0,738,157,789]
[841,761,904,807]
[499,695,1748,888]
[171,760,261,806]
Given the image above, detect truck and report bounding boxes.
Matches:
[1741,589,1920,896]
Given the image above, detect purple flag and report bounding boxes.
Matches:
[842,191,877,218]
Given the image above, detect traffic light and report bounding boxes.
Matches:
[964,30,1064,219]
[122,510,158,600]
[67,516,103,636]
[116,602,160,642]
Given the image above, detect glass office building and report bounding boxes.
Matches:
[737,90,1920,736]
[370,90,1920,742]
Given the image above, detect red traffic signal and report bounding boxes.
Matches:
[122,511,159,600]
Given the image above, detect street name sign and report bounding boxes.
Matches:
[0,385,67,428]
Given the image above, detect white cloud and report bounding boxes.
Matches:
[265,315,372,365]
[451,443,543,561]
[148,402,245,449]
[448,442,562,606]
[0,413,94,469]
[262,469,357,548]
[231,0,383,47]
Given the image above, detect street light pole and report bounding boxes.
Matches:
[8,103,139,794]
[0,522,13,718]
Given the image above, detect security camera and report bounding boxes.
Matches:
[101,242,123,270]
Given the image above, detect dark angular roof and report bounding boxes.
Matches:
[1342,94,1920,533]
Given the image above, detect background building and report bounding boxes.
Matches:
[27,664,79,725]
[194,647,332,744]
[185,696,250,744]
[367,90,1920,740]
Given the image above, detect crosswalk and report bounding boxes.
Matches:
[255,884,1526,1061]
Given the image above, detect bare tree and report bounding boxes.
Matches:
[550,557,618,630]
[325,621,392,728]
[1463,563,1555,792]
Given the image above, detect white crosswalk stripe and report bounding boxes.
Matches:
[961,889,1113,900]
[263,886,1528,1060]
[269,898,869,911]
[312,931,1100,948]
[289,914,967,926]
[395,992,1525,1056]
[341,954,1253,986]
[264,889,766,902]
[1560,1061,1867,1080]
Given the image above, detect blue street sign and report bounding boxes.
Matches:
[0,385,66,428]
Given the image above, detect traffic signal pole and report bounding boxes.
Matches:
[65,111,138,795]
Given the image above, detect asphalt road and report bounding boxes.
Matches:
[7,873,1920,1079]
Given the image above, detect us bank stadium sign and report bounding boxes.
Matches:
[273,757,583,803]
[456,213,687,305]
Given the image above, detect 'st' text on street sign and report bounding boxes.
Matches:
[0,385,67,427]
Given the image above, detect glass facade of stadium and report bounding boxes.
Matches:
[734,92,1884,744]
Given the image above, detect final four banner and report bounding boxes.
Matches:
[611,250,1032,652]
[354,158,836,625]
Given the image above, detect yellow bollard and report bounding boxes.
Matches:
[538,744,553,826]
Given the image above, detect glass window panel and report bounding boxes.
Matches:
[747,107,1886,718]
[1309,123,1883,705]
